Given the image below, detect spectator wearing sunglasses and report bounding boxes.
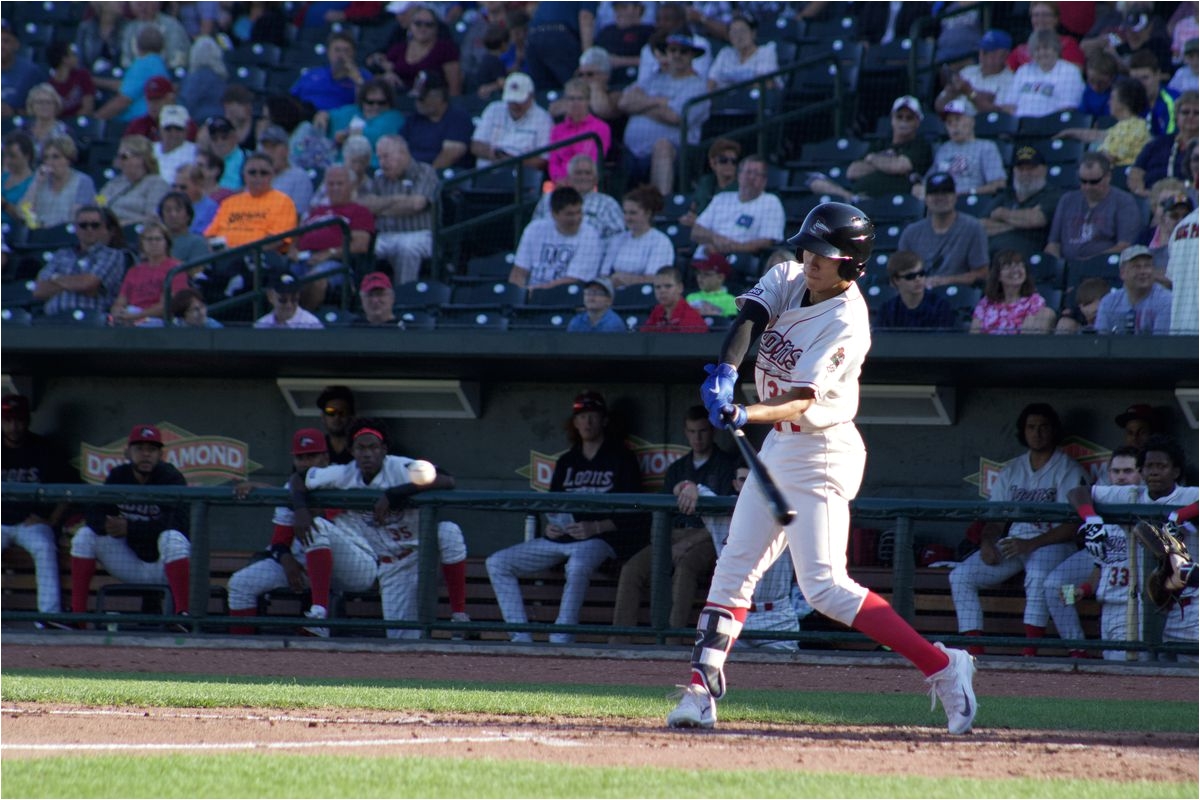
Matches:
[898,172,989,288]
[876,251,956,330]
[1045,152,1141,262]
[32,205,125,318]
[315,79,405,158]
[204,152,298,251]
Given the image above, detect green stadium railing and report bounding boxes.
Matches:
[2,483,1190,656]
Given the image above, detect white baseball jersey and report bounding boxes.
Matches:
[740,260,869,431]
[1167,209,1198,335]
[990,449,1088,540]
[304,455,426,558]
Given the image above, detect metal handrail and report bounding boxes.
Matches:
[159,216,352,323]
[3,482,1183,653]
[432,131,605,278]
[678,50,844,191]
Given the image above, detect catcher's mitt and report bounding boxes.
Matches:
[1132,521,1192,611]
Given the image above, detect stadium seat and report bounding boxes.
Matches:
[33,308,109,327]
[522,282,584,308]
[1018,111,1093,140]
[974,110,1019,140]
[509,308,572,330]
[1,307,33,326]
[1026,252,1063,288]
[448,280,525,309]
[855,194,924,225]
[1064,254,1121,291]
[956,194,997,218]
[398,309,436,330]
[436,309,510,330]
[1041,137,1085,165]
[393,279,452,310]
[933,285,982,330]
[612,283,656,311]
[315,307,359,327]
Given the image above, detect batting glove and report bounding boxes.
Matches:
[719,403,748,430]
[701,363,738,422]
[1079,516,1107,560]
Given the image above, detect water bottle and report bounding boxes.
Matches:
[524,514,537,542]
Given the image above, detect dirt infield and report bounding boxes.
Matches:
[3,643,1198,782]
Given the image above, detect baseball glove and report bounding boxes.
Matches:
[1132,521,1192,611]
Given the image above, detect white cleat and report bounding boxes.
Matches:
[300,604,329,638]
[926,642,978,734]
[667,684,717,729]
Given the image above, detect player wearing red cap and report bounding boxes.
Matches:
[69,424,192,626]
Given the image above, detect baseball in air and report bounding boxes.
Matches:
[407,460,437,486]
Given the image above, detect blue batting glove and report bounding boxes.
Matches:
[720,403,748,430]
[701,362,737,413]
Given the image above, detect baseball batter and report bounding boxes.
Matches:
[70,424,192,623]
[1070,435,1200,659]
[1047,447,1142,659]
[668,202,978,735]
[948,403,1088,656]
[288,418,470,640]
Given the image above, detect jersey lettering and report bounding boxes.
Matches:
[561,467,615,493]
[758,329,801,371]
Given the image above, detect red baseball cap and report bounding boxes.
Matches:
[128,424,164,446]
[693,252,732,277]
[144,76,173,100]
[359,272,393,293]
[291,427,328,455]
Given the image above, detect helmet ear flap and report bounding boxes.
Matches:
[838,261,865,282]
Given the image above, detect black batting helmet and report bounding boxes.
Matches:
[788,201,875,281]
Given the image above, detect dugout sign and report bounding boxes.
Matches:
[77,422,263,486]
[518,436,690,492]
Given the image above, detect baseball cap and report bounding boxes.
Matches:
[259,125,289,146]
[415,68,448,99]
[1115,404,1155,428]
[584,277,613,297]
[693,251,732,277]
[359,271,393,293]
[891,94,923,120]
[665,33,705,56]
[205,115,234,135]
[291,427,328,455]
[159,104,189,129]
[925,172,956,194]
[572,390,607,416]
[271,272,301,294]
[1160,192,1195,212]
[1013,145,1046,166]
[1119,244,1153,264]
[128,424,164,446]
[941,97,976,117]
[1,394,30,421]
[502,72,534,103]
[979,29,1013,52]
[144,75,173,100]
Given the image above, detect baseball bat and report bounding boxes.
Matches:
[1126,523,1143,661]
[727,426,797,527]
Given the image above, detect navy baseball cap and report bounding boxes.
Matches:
[926,172,956,194]
[572,391,607,415]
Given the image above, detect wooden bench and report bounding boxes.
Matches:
[1,548,1102,650]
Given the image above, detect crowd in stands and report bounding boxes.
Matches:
[1,1,1197,334]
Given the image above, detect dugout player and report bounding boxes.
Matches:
[287,418,470,639]
[1069,435,1200,659]
[667,202,979,735]
[69,425,192,626]
[226,428,337,636]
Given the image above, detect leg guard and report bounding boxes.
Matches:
[689,606,743,700]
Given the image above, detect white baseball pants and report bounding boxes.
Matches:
[707,425,869,628]
[705,515,799,651]
[949,541,1076,631]
[374,231,432,286]
[3,522,62,613]
[1043,548,1096,641]
[70,526,190,587]
[486,536,617,643]
[1099,600,1147,661]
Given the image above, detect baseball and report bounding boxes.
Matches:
[407,460,437,487]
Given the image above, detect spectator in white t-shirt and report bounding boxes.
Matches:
[603,184,676,287]
[997,30,1085,119]
[690,154,785,259]
[470,72,553,172]
[934,29,1015,115]
[509,186,605,295]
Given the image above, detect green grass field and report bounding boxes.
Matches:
[3,671,1196,799]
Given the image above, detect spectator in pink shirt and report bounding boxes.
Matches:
[548,78,612,183]
[110,220,191,326]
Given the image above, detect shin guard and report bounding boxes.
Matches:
[689,606,742,699]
